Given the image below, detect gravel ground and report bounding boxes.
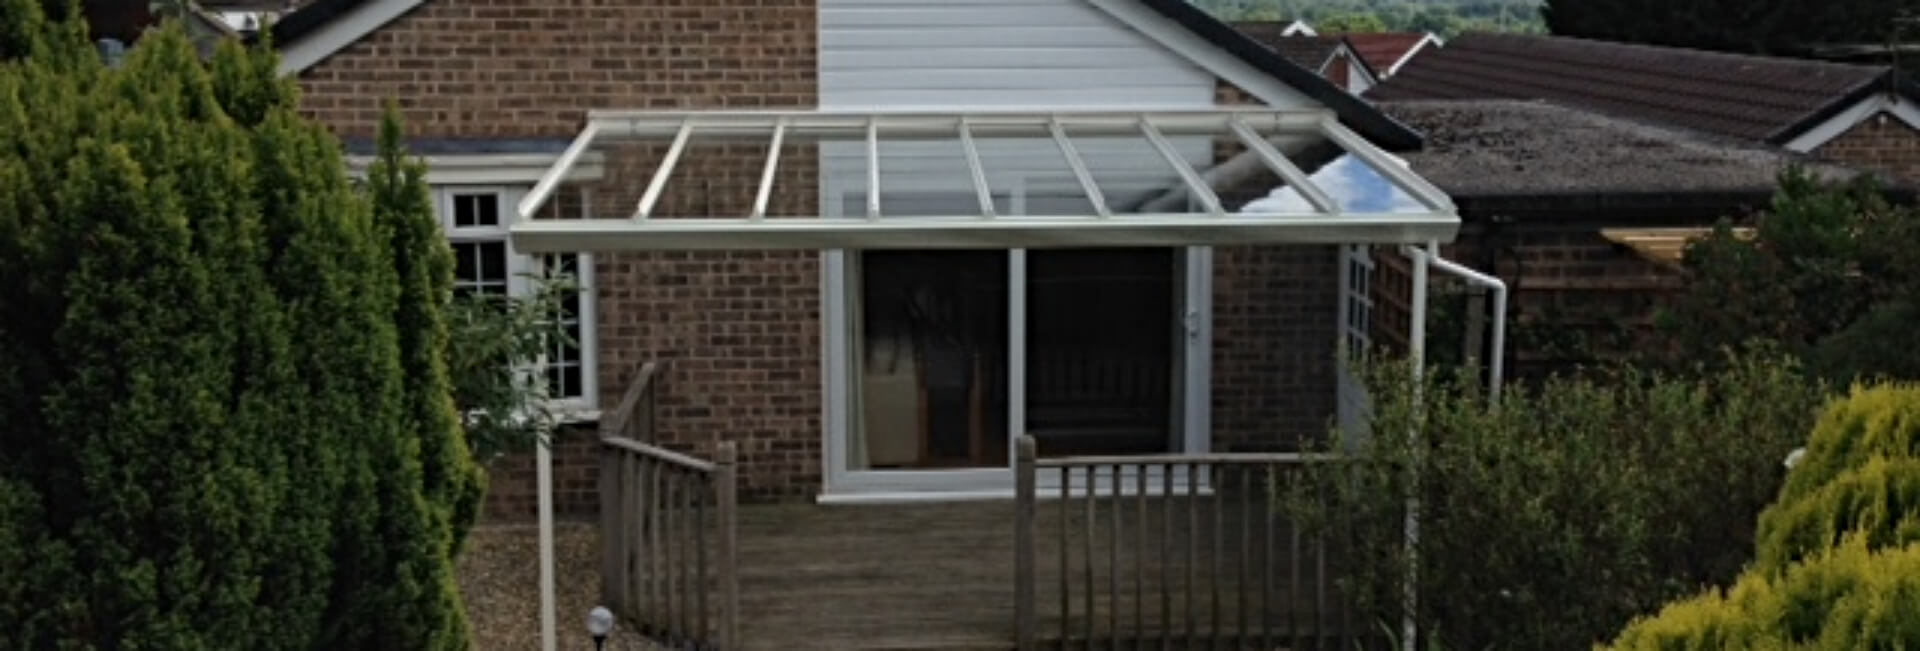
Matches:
[458,521,659,651]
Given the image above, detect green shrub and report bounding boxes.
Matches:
[1771,384,1920,509]
[1608,537,1920,650]
[1755,455,1920,573]
[1606,385,1920,648]
[1288,348,1824,650]
[0,9,472,649]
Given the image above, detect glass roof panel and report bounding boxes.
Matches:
[511,109,1460,252]
[1248,153,1430,215]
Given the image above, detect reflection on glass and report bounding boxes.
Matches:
[1026,248,1178,458]
[1059,129,1201,216]
[1242,154,1431,215]
[852,251,1009,470]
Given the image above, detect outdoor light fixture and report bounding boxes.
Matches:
[586,606,613,650]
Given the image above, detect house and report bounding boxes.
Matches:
[1233,22,1378,94]
[1342,32,1441,79]
[1367,32,1920,181]
[1361,99,1895,377]
[253,0,1464,515]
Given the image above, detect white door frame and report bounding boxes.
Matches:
[819,245,1213,499]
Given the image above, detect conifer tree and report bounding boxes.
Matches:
[0,5,474,648]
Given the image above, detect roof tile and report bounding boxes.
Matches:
[1366,33,1890,143]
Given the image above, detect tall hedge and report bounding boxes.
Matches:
[0,5,474,648]
[1285,348,1824,650]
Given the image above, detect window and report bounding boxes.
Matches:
[437,187,598,413]
[1340,244,1374,357]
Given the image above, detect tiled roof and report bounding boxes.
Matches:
[1367,33,1900,144]
[1379,99,1867,202]
[1343,33,1430,74]
[1231,22,1343,73]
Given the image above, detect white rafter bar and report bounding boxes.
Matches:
[512,108,1460,252]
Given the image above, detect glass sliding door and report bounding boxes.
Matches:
[1024,248,1178,459]
[849,250,1010,471]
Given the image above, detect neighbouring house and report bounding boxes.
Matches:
[61,0,234,57]
[1361,99,1898,378]
[1367,32,1920,181]
[251,0,1463,515]
[1233,23,1378,95]
[1342,32,1441,79]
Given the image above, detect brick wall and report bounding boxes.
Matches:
[1369,230,1683,382]
[1814,112,1920,182]
[1210,80,1341,452]
[295,0,824,510]
[478,426,599,522]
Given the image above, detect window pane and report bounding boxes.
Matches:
[540,253,587,400]
[853,250,1009,470]
[453,193,500,227]
[452,241,509,298]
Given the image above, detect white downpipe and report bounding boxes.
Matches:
[537,432,557,651]
[1400,245,1509,402]
[1402,241,1430,651]
[1396,242,1510,651]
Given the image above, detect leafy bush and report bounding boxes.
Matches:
[1605,384,1920,649]
[446,269,584,463]
[1286,347,1824,650]
[1655,168,1920,384]
[0,7,473,648]
[1609,536,1920,650]
[1769,384,1920,508]
[1753,455,1920,573]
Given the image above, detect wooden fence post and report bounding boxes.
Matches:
[597,439,619,613]
[1014,435,1037,651]
[715,441,740,651]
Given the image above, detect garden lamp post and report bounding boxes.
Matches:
[587,606,613,650]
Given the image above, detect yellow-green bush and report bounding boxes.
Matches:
[1609,537,1920,650]
[1754,455,1920,572]
[1607,386,1920,649]
[1773,384,1920,508]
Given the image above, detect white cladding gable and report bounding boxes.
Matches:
[818,0,1218,109]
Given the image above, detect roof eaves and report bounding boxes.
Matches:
[244,0,366,46]
[1135,0,1425,151]
[1767,69,1920,145]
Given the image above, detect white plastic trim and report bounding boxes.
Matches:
[344,152,606,186]
[275,0,423,76]
[1782,92,1920,153]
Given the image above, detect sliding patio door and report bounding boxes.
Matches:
[824,246,1210,496]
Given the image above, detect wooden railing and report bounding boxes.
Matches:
[1014,435,1363,650]
[599,362,740,650]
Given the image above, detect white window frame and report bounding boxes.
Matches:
[435,185,600,422]
[1336,244,1374,442]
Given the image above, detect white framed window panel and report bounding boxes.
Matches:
[437,186,599,418]
[1335,244,1374,442]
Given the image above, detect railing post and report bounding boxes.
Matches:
[598,439,620,613]
[715,441,740,651]
[1014,435,1038,651]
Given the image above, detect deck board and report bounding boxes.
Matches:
[715,494,1362,650]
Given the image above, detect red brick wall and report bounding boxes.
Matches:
[1814,113,1920,182]
[295,0,816,138]
[1210,80,1342,452]
[1369,231,1683,381]
[295,0,824,510]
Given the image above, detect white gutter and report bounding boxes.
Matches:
[1400,244,1509,402]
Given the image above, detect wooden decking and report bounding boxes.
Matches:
[726,496,1360,650]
